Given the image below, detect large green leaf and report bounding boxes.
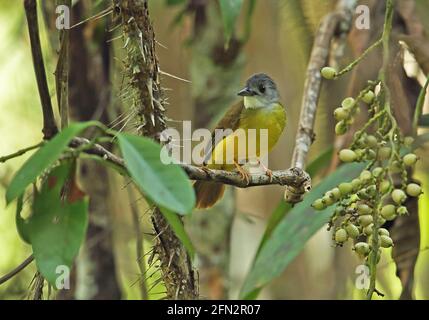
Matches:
[27,163,89,286]
[418,114,429,127]
[117,133,195,215]
[6,121,97,204]
[158,206,195,260]
[16,195,31,244]
[240,162,365,299]
[219,0,244,43]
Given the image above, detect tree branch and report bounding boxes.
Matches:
[0,142,43,163]
[24,0,58,139]
[285,0,356,203]
[70,137,311,189]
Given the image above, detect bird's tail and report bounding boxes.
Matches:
[194,181,225,209]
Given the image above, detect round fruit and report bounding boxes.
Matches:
[404,136,414,147]
[403,153,418,166]
[357,204,372,215]
[312,199,325,210]
[321,67,336,79]
[406,183,422,197]
[392,189,407,204]
[335,228,348,243]
[360,170,372,182]
[322,194,335,206]
[380,204,396,220]
[354,242,370,256]
[378,146,392,160]
[335,121,348,135]
[358,215,373,227]
[380,235,393,248]
[341,97,355,110]
[366,185,377,197]
[346,224,360,239]
[378,228,389,237]
[367,149,377,160]
[366,135,378,147]
[334,107,349,121]
[357,188,369,200]
[362,90,375,104]
[331,187,342,200]
[339,182,354,195]
[351,178,361,190]
[363,224,374,236]
[339,149,357,162]
[372,167,383,178]
[379,180,391,194]
[389,160,402,173]
[378,217,386,226]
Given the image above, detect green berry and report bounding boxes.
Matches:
[351,178,361,190]
[312,199,326,210]
[354,242,370,256]
[362,90,375,104]
[363,223,374,236]
[334,107,349,121]
[335,206,345,216]
[381,204,396,221]
[339,182,353,195]
[331,187,342,200]
[379,180,391,194]
[335,121,348,135]
[341,97,355,110]
[322,194,335,206]
[365,135,378,147]
[378,228,390,237]
[366,149,377,160]
[392,189,407,204]
[357,188,369,200]
[406,183,422,197]
[346,224,360,239]
[389,160,402,174]
[378,217,386,226]
[380,235,393,248]
[403,153,418,166]
[321,67,336,79]
[366,185,377,197]
[360,170,372,182]
[357,203,372,215]
[335,228,348,243]
[396,206,408,216]
[372,167,383,178]
[358,215,373,227]
[339,149,357,162]
[404,136,414,147]
[378,146,392,161]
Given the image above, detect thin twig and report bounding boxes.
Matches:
[24,0,58,139]
[0,142,43,163]
[0,255,34,285]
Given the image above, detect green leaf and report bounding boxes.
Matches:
[6,121,97,204]
[219,0,244,43]
[418,114,429,127]
[158,206,195,260]
[16,195,31,244]
[256,147,333,255]
[240,162,365,299]
[27,163,89,286]
[117,133,195,215]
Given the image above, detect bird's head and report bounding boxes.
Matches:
[237,73,280,109]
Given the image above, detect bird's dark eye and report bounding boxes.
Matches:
[259,85,265,93]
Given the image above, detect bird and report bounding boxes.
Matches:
[194,73,287,209]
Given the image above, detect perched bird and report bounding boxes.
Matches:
[194,73,287,209]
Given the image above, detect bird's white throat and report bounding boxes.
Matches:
[244,96,266,109]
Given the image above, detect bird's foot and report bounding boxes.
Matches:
[234,161,250,185]
[258,160,273,183]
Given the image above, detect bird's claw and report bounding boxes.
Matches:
[234,161,250,185]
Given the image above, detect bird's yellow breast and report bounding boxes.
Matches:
[210,103,286,169]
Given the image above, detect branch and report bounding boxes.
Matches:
[24,0,58,139]
[285,0,356,203]
[0,255,34,285]
[70,137,311,190]
[0,142,43,163]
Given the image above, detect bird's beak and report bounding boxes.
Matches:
[237,87,256,96]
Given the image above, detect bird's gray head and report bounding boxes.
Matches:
[237,73,280,109]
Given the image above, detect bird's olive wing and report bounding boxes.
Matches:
[203,101,244,165]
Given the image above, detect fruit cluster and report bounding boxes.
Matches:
[313,69,423,263]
